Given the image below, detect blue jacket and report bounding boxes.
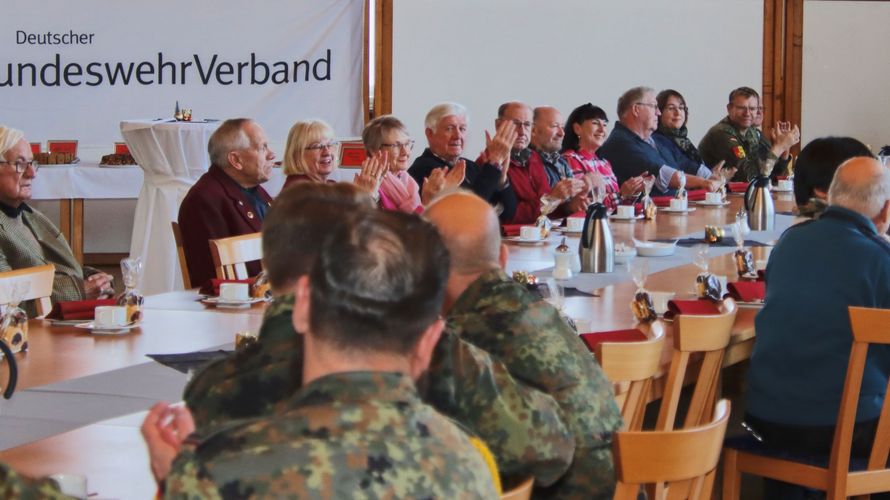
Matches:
[746,206,890,426]
[598,122,674,196]
[652,132,706,176]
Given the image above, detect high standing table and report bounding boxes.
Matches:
[121,120,220,295]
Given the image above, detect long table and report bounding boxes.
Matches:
[0,191,797,498]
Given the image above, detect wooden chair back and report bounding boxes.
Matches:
[613,399,730,500]
[500,477,534,500]
[723,306,890,499]
[0,264,55,318]
[170,222,191,289]
[656,298,737,432]
[209,232,262,280]
[596,321,666,430]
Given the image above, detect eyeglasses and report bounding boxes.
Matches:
[635,102,658,110]
[306,141,340,152]
[732,105,758,113]
[380,140,415,153]
[664,105,688,113]
[0,160,39,173]
[508,119,532,129]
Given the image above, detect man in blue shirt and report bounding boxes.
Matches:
[745,156,890,498]
[598,86,720,196]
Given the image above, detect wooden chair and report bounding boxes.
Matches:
[656,298,737,432]
[500,477,534,500]
[209,232,262,280]
[595,321,666,431]
[613,399,731,500]
[170,222,191,289]
[722,306,890,499]
[0,264,55,318]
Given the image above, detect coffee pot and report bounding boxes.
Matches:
[744,175,775,231]
[0,340,16,399]
[579,202,613,273]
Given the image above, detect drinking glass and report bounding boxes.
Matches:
[630,258,648,292]
[540,278,565,311]
[693,244,710,273]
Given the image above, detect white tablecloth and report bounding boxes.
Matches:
[121,119,220,295]
[31,163,143,200]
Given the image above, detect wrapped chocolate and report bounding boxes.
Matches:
[512,270,537,286]
[735,249,756,278]
[631,291,657,322]
[534,214,553,238]
[641,175,657,220]
[235,331,258,351]
[0,281,29,354]
[696,274,723,302]
[251,270,272,299]
[675,173,687,200]
[704,226,724,244]
[117,257,144,324]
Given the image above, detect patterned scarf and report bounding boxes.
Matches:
[656,124,703,165]
[796,197,828,220]
[510,148,532,167]
[379,170,421,212]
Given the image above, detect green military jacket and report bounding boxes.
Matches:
[0,205,96,317]
[698,117,789,182]
[0,464,73,499]
[184,293,574,489]
[447,269,623,499]
[167,372,498,498]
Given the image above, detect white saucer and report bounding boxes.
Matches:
[658,207,697,214]
[609,214,643,221]
[634,239,677,257]
[504,236,549,245]
[771,187,792,193]
[201,297,265,309]
[75,322,138,335]
[553,227,582,235]
[736,300,765,309]
[694,201,730,207]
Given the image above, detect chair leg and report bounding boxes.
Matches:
[722,449,741,499]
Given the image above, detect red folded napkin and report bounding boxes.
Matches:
[729,182,748,193]
[200,278,254,296]
[651,189,708,207]
[502,224,522,237]
[579,329,648,352]
[726,281,765,303]
[569,211,586,218]
[47,299,118,320]
[663,299,721,320]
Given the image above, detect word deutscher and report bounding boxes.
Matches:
[16,30,95,45]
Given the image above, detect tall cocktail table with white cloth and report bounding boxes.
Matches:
[121,119,220,295]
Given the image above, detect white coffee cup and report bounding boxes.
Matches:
[566,217,585,232]
[94,306,127,327]
[616,205,635,219]
[705,192,722,204]
[777,179,793,191]
[519,226,541,241]
[649,291,676,315]
[50,474,87,499]
[219,283,250,301]
[670,198,687,211]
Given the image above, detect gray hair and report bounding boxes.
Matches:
[828,158,890,218]
[208,118,252,168]
[617,86,655,118]
[424,102,468,131]
[0,126,25,157]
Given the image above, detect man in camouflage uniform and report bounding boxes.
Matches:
[184,182,575,487]
[0,464,73,498]
[698,86,799,182]
[144,210,499,497]
[426,191,624,499]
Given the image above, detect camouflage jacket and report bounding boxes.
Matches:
[184,294,574,490]
[0,465,73,499]
[698,117,789,182]
[165,372,498,498]
[447,269,623,499]
[184,294,302,431]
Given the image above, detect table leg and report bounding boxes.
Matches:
[72,199,84,264]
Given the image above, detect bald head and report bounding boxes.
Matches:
[531,106,565,153]
[425,192,502,275]
[497,101,533,151]
[829,156,890,229]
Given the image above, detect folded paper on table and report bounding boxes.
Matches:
[47,299,117,320]
[727,281,765,303]
[651,189,707,207]
[579,329,648,352]
[502,224,522,237]
[663,299,721,320]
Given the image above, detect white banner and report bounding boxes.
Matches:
[0,0,364,159]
